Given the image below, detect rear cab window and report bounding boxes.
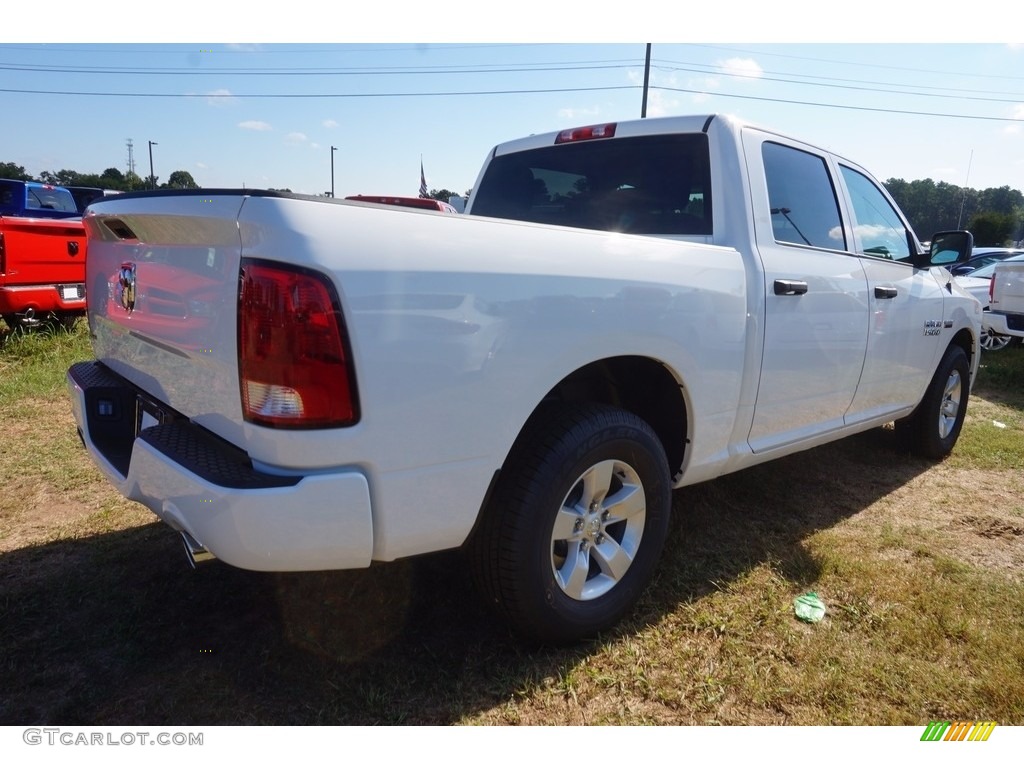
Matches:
[25,184,78,215]
[761,141,846,251]
[471,134,713,236]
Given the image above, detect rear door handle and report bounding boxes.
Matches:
[874,286,898,299]
[774,279,808,296]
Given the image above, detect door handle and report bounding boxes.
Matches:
[774,279,808,296]
[874,286,898,299]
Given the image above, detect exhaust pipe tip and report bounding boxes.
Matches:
[12,308,43,328]
[181,531,216,568]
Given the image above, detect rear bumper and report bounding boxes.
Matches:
[984,311,1024,338]
[67,361,374,571]
[0,283,86,314]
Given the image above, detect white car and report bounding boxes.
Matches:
[955,253,1024,351]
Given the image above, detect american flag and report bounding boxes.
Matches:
[419,158,428,198]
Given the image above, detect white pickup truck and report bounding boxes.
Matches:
[986,257,1024,340]
[67,114,981,644]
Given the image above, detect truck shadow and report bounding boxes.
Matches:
[1,427,935,725]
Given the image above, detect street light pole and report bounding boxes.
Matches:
[330,145,337,198]
[148,141,158,189]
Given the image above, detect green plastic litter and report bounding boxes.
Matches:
[793,592,826,623]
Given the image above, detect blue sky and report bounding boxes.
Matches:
[4,4,1023,201]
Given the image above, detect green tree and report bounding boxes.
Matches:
[0,162,32,180]
[124,171,145,191]
[99,167,127,190]
[967,211,1016,246]
[163,170,199,189]
[427,188,459,202]
[39,169,87,186]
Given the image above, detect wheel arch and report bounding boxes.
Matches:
[508,355,688,480]
[949,326,977,382]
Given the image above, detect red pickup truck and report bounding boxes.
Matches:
[0,179,87,329]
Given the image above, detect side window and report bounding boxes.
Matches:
[840,166,912,261]
[762,142,846,251]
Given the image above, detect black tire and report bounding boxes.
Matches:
[896,345,970,459]
[470,404,672,645]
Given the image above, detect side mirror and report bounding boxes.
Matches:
[916,230,973,269]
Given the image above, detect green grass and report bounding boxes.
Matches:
[0,318,92,403]
[952,343,1024,469]
[2,325,1023,725]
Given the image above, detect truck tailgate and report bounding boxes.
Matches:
[83,194,246,425]
[0,216,85,285]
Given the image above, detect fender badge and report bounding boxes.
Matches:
[118,262,136,313]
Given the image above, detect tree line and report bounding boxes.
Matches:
[884,178,1023,246]
[4,158,1020,245]
[0,161,199,191]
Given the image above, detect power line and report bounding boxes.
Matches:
[1,81,1021,126]
[0,85,640,99]
[653,60,1024,102]
[685,43,1024,84]
[653,84,1024,122]
[0,61,640,76]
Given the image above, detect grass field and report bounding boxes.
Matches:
[1,320,1022,725]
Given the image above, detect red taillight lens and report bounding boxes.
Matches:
[238,260,358,428]
[554,123,617,144]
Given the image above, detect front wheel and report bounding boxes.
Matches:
[896,345,970,459]
[469,404,672,645]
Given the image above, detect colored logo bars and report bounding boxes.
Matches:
[921,721,997,742]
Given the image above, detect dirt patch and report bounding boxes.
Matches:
[954,515,1024,540]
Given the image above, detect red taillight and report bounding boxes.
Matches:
[238,260,358,428]
[0,232,5,274]
[554,123,617,144]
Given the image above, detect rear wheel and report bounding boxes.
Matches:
[896,345,970,459]
[470,404,672,644]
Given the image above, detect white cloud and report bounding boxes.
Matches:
[205,88,235,107]
[322,119,339,128]
[1004,104,1024,134]
[629,64,715,110]
[557,106,601,121]
[196,162,208,169]
[644,90,685,118]
[239,120,272,131]
[285,132,308,144]
[717,58,764,79]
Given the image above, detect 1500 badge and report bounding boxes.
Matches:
[923,319,952,336]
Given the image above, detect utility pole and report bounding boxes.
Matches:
[148,140,158,190]
[641,44,651,118]
[330,145,337,198]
